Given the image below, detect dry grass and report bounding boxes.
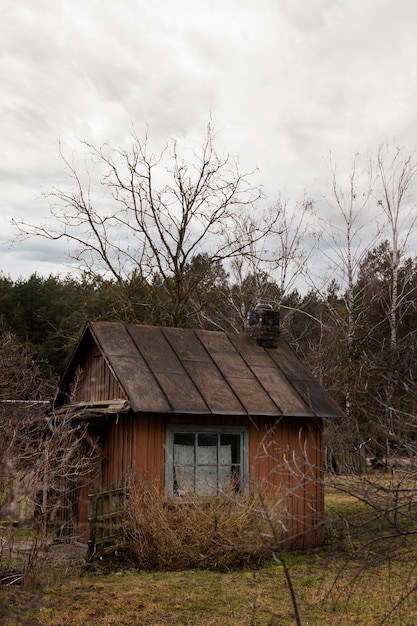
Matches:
[3,553,417,625]
[124,475,284,570]
[2,476,417,625]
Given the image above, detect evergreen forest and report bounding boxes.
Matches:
[1,237,417,466]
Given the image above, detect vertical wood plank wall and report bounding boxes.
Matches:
[248,416,324,549]
[77,412,324,549]
[72,344,324,548]
[71,346,127,403]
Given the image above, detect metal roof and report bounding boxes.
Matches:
[69,321,343,419]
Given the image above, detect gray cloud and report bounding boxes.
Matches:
[2,0,417,283]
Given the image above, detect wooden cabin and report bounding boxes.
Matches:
[56,321,343,550]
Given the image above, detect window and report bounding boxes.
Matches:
[166,426,248,496]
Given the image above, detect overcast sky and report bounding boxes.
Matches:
[2,0,417,282]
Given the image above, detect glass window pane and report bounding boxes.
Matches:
[197,446,218,466]
[220,434,241,492]
[173,433,195,495]
[219,465,233,491]
[197,433,217,466]
[174,448,194,468]
[198,433,217,447]
[223,465,241,493]
[196,465,218,495]
[220,434,240,465]
[174,466,195,495]
[169,429,245,496]
[174,432,195,449]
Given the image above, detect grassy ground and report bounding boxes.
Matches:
[2,478,417,625]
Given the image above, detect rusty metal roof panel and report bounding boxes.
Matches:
[92,321,138,356]
[291,380,344,417]
[250,366,313,416]
[90,323,170,413]
[82,322,342,418]
[266,337,343,417]
[152,372,209,413]
[127,325,185,374]
[182,359,247,414]
[227,333,313,416]
[162,327,213,362]
[267,339,316,381]
[196,330,281,415]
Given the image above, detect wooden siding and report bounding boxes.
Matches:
[64,323,334,548]
[77,413,323,548]
[248,416,324,549]
[72,344,127,404]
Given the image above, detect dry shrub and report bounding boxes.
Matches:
[124,475,285,570]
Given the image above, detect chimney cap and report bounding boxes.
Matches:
[254,302,273,311]
[247,303,280,348]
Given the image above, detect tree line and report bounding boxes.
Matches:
[1,236,417,457]
[3,127,417,461]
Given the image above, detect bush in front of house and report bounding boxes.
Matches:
[124,475,285,570]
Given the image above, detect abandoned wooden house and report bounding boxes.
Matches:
[55,317,343,551]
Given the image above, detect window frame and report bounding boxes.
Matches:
[165,425,249,497]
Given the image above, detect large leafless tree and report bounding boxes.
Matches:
[14,124,277,326]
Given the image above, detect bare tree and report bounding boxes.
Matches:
[375,144,417,350]
[318,152,378,351]
[201,194,315,333]
[267,194,315,298]
[0,330,97,546]
[13,123,274,327]
[0,328,48,521]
